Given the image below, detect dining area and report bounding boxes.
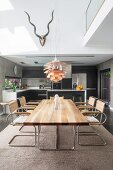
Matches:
[1,0,113,169]
[5,95,107,150]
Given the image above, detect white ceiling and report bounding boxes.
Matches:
[2,54,113,66]
[0,0,113,66]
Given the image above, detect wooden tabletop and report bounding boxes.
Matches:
[24,99,89,126]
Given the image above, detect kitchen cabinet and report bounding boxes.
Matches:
[52,82,61,89]
[17,89,47,101]
[62,78,72,89]
[22,67,46,78]
[38,90,47,100]
[51,78,72,90]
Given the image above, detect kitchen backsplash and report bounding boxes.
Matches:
[22,78,51,88]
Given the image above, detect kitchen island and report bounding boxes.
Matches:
[2,88,86,103]
[2,88,47,102]
[47,90,86,102]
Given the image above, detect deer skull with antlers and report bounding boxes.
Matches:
[25,10,54,46]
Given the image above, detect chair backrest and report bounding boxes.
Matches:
[50,96,54,100]
[19,96,26,107]
[9,101,18,113]
[95,100,105,112]
[88,96,96,107]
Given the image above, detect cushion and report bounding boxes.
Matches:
[13,115,28,125]
[86,116,99,123]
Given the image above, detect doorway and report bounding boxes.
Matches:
[100,69,110,103]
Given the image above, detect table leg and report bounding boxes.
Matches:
[73,126,76,150]
[37,126,40,149]
[76,125,79,144]
[56,125,59,149]
[39,125,76,150]
[56,125,76,150]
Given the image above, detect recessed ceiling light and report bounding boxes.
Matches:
[34,61,38,64]
[20,62,25,64]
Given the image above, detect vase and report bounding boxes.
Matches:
[13,86,16,92]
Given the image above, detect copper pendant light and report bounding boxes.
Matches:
[44,57,67,82]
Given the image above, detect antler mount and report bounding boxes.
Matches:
[25,11,54,46]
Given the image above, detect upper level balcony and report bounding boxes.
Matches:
[84,0,113,47]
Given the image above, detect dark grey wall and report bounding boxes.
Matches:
[22,67,46,78]
[98,58,113,108]
[0,57,22,101]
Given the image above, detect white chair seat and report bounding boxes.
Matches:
[13,115,28,125]
[86,116,99,123]
[26,110,33,114]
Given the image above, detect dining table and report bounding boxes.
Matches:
[23,98,90,150]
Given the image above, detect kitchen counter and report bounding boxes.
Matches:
[2,88,48,102]
[2,88,86,102]
[48,89,86,91]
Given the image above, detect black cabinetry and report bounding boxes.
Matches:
[22,67,46,78]
[47,90,85,102]
[51,78,72,89]
[17,90,30,102]
[17,90,47,102]
[62,78,72,89]
[52,82,61,89]
[29,90,39,101]
[38,90,47,100]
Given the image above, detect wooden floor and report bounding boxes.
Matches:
[0,105,113,134]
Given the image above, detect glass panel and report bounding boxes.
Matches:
[86,0,105,31]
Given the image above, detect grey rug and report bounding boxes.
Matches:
[0,125,113,170]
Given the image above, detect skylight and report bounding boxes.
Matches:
[0,0,14,11]
[0,26,38,54]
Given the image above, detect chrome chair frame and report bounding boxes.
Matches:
[77,100,107,146]
[75,96,97,110]
[8,126,38,147]
[7,100,39,147]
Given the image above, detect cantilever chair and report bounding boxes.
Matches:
[18,96,36,111]
[77,99,107,146]
[7,100,38,147]
[76,96,97,111]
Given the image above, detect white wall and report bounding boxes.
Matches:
[0,0,113,56]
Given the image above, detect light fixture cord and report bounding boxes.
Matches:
[54,0,59,61]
